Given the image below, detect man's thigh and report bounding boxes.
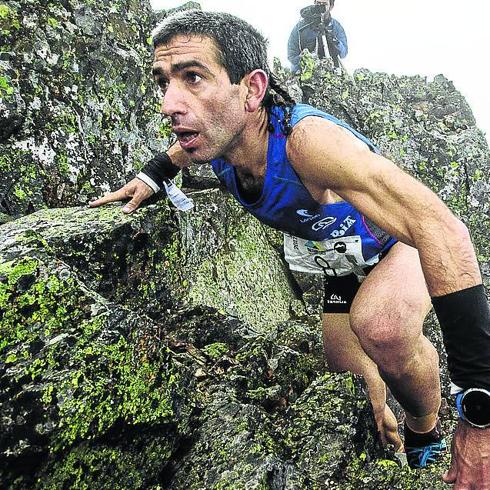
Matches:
[322,312,377,373]
[350,242,432,342]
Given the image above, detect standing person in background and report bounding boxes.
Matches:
[288,0,348,74]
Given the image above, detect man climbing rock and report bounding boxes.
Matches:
[288,0,348,74]
[90,10,490,487]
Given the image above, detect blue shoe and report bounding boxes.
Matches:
[405,438,447,469]
[404,420,447,469]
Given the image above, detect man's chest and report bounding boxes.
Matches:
[235,167,343,205]
[235,170,265,203]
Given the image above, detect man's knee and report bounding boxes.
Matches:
[350,306,422,369]
[351,313,401,351]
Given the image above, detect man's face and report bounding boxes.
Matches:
[153,35,248,163]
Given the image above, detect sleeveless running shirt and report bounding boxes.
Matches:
[211,104,397,276]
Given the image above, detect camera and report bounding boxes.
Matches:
[311,4,327,15]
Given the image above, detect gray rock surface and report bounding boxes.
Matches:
[0,0,165,216]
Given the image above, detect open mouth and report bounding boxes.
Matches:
[175,131,200,149]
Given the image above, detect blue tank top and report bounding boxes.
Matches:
[211,104,396,264]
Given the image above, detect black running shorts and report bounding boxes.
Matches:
[323,265,376,314]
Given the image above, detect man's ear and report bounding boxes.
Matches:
[243,69,269,112]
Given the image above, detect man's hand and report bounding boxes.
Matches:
[89,177,155,214]
[443,420,490,489]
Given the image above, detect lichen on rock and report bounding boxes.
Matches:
[0,248,194,487]
[1,1,490,488]
[0,0,167,217]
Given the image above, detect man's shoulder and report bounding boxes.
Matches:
[289,19,303,37]
[287,112,371,156]
[289,104,335,128]
[330,17,345,30]
[287,114,339,151]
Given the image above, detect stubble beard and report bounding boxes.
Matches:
[186,98,246,165]
[190,124,243,166]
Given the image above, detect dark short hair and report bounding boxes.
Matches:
[152,10,270,84]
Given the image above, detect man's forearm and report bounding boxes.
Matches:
[414,213,481,295]
[432,285,490,393]
[415,215,490,393]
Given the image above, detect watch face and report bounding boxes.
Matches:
[463,390,490,427]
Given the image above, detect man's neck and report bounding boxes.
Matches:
[224,106,270,178]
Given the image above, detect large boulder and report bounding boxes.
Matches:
[0,0,165,217]
[1,198,452,489]
[0,196,298,330]
[0,198,297,486]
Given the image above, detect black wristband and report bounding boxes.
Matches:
[432,284,490,391]
[141,152,180,187]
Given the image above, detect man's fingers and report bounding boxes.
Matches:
[443,438,458,484]
[121,188,153,214]
[89,179,154,213]
[122,195,144,214]
[89,188,129,208]
[443,466,457,484]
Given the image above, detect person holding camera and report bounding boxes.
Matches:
[288,0,348,74]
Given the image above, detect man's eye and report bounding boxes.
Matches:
[156,78,168,93]
[186,72,202,84]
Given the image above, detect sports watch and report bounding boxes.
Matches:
[456,388,490,429]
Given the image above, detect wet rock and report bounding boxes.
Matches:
[1,3,490,489]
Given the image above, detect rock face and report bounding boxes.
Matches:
[0,0,165,217]
[0,203,379,488]
[0,204,450,488]
[1,3,490,490]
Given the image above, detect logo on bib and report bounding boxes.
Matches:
[334,242,347,254]
[330,216,356,237]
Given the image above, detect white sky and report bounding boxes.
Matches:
[150,1,490,142]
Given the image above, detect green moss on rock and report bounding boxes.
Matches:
[0,247,194,486]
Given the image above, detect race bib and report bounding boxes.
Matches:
[283,233,380,277]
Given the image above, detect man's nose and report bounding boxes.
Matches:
[160,81,186,116]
